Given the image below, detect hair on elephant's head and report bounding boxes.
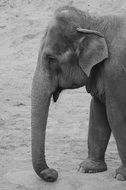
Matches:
[31,6,109,182]
[42,8,108,102]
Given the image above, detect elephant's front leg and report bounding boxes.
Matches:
[79,97,111,173]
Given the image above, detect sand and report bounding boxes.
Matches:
[0,0,126,189]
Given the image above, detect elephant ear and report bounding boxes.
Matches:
[76,28,108,77]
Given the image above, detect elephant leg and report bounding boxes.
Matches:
[79,97,111,173]
[105,68,126,181]
[106,98,126,181]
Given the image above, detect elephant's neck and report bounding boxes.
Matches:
[86,63,105,103]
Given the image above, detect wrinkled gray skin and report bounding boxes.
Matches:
[31,6,126,182]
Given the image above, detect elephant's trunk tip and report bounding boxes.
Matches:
[40,168,58,182]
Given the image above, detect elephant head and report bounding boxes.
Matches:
[31,7,108,182]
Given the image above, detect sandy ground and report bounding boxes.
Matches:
[1,0,126,189]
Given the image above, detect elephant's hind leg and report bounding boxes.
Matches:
[79,97,111,173]
[106,98,126,181]
[105,71,126,181]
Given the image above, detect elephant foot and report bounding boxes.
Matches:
[40,168,58,182]
[78,158,107,173]
[114,166,126,181]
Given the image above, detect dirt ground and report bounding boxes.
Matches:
[1,0,126,189]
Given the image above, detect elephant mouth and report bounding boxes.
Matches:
[53,86,63,102]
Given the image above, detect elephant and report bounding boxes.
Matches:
[31,6,126,182]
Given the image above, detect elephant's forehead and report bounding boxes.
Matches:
[45,22,70,54]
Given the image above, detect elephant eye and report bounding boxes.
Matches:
[47,55,56,64]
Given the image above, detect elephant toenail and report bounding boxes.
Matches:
[116,174,125,181]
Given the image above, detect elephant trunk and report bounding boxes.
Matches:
[31,65,58,182]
